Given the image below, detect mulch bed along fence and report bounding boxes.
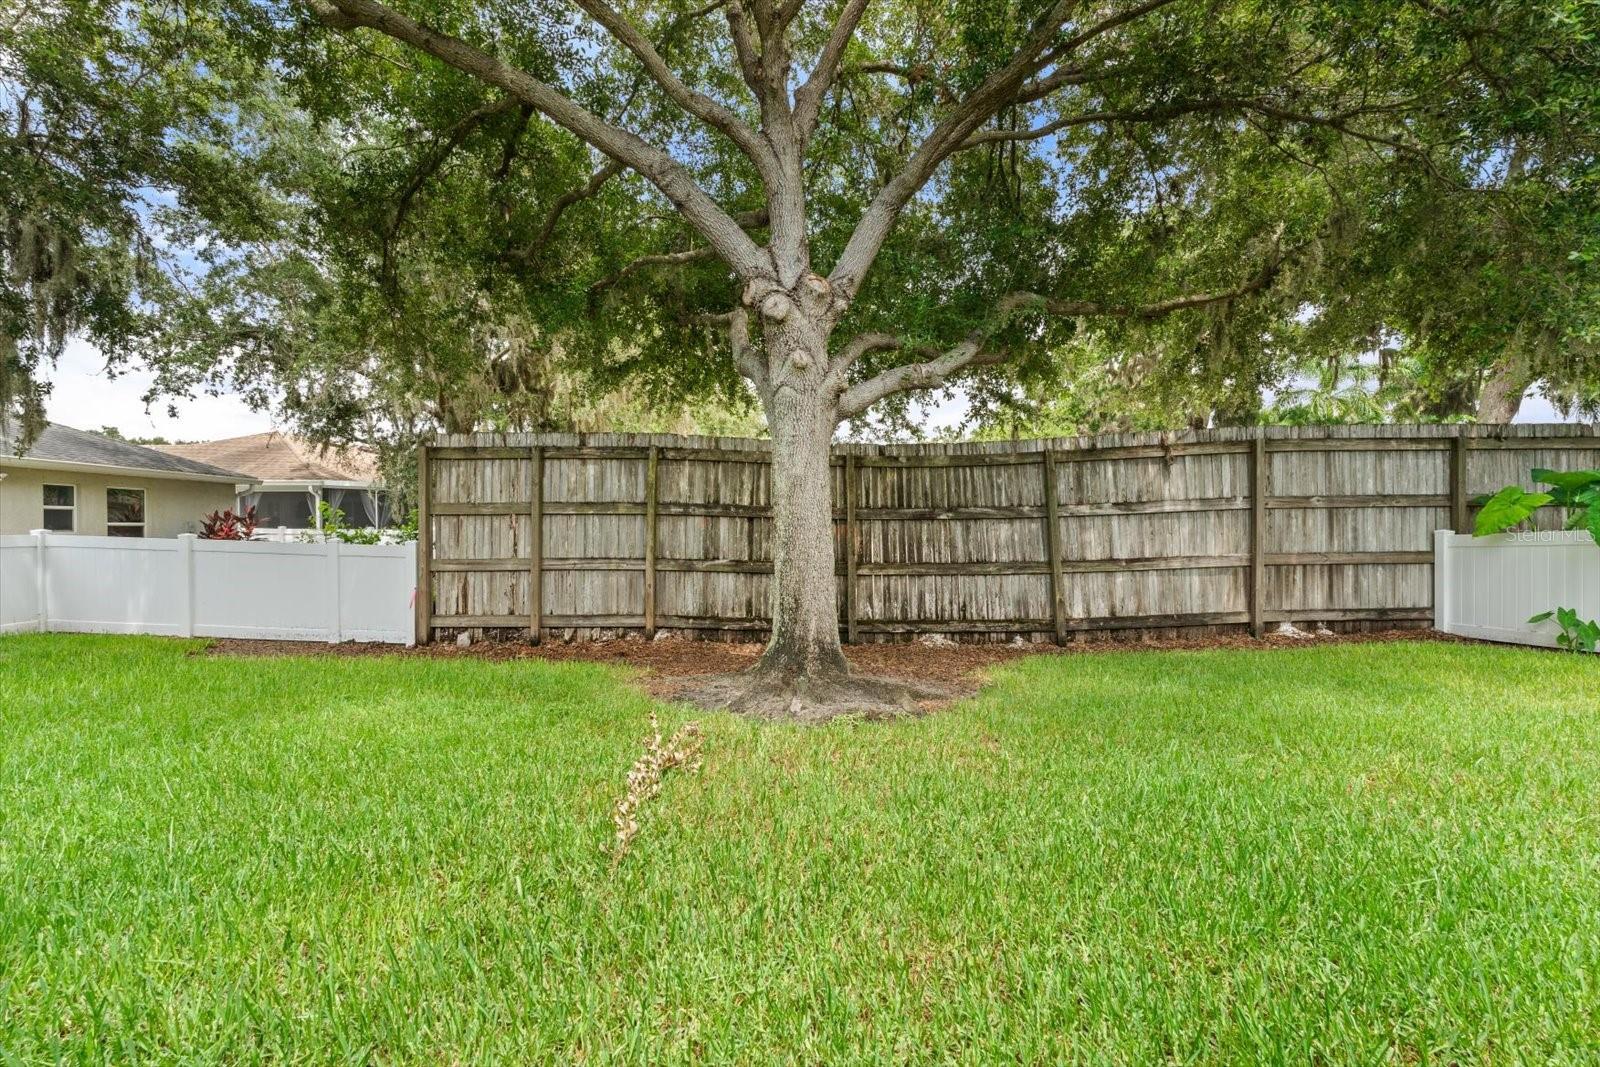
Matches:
[414,424,1600,645]
[200,629,1472,697]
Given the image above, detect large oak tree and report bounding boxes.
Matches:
[284,0,1595,713]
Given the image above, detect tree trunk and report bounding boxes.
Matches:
[680,297,946,719]
[754,309,849,680]
[1477,348,1530,423]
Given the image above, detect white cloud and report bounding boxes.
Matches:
[43,340,277,442]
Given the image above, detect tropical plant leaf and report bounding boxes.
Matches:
[1533,605,1600,653]
[1473,485,1553,536]
[1531,469,1600,502]
[1579,621,1600,653]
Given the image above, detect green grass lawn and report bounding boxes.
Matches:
[1,634,1598,1063]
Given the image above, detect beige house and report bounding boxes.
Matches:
[156,432,386,531]
[0,423,247,538]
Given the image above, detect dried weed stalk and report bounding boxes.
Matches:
[610,711,702,864]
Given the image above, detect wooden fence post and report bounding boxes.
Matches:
[644,445,659,638]
[1042,450,1067,645]
[845,452,860,644]
[414,443,431,645]
[529,444,544,644]
[1450,429,1469,534]
[1250,432,1268,638]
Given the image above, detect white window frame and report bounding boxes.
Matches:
[105,486,147,537]
[42,483,77,533]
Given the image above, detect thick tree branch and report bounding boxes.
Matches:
[589,206,770,293]
[728,306,764,390]
[309,0,770,280]
[695,307,766,390]
[835,331,903,370]
[570,0,777,177]
[590,246,719,296]
[792,0,871,144]
[826,0,1079,307]
[837,334,1007,418]
[382,97,518,285]
[1013,64,1102,106]
[724,3,764,95]
[722,0,808,273]
[824,330,906,393]
[509,159,626,264]
[838,234,1287,418]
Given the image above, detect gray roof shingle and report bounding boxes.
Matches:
[0,423,248,480]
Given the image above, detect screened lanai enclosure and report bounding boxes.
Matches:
[240,484,392,532]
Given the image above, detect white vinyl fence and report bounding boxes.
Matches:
[0,532,415,644]
[1434,529,1600,650]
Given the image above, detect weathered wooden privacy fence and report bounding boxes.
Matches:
[416,424,1600,644]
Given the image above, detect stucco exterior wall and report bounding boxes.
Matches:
[0,466,237,537]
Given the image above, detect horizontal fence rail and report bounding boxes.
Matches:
[416,424,1600,644]
[0,533,415,645]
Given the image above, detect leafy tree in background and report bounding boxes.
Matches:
[2,1,755,460]
[0,1,263,445]
[963,1,1600,436]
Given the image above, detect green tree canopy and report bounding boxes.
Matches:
[7,0,1597,707]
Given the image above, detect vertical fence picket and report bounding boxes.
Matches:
[644,445,659,639]
[844,453,860,644]
[1042,450,1067,645]
[414,443,432,645]
[1250,432,1268,638]
[529,445,544,644]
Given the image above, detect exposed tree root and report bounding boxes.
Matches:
[679,667,950,723]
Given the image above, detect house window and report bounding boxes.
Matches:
[42,484,76,532]
[106,488,146,537]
